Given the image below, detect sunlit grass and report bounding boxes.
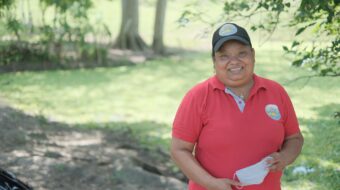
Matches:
[0,52,209,123]
[1,38,339,190]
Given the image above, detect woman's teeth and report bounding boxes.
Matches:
[228,67,243,73]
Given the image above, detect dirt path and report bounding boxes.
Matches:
[0,101,186,190]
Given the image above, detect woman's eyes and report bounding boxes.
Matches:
[218,52,248,59]
[239,52,247,58]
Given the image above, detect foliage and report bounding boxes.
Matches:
[181,0,340,77]
[0,42,49,66]
[224,0,340,77]
[0,0,13,16]
[4,16,23,41]
[39,0,112,64]
[1,1,22,41]
[40,0,92,13]
[0,0,111,69]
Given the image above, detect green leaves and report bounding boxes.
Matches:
[257,0,286,12]
[40,0,92,13]
[284,38,340,77]
[0,0,13,10]
[220,0,340,77]
[6,17,22,33]
[295,22,318,36]
[224,0,250,12]
[0,0,111,67]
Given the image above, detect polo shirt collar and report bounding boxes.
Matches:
[210,75,225,91]
[209,74,267,92]
[252,74,267,91]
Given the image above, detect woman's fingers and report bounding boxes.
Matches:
[225,178,242,186]
[267,152,287,171]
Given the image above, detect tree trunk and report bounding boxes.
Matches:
[152,0,167,54]
[26,0,33,33]
[114,0,147,51]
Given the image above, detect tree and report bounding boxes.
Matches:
[22,0,33,33]
[1,0,23,42]
[114,0,148,51]
[152,0,167,54]
[0,0,13,15]
[181,0,340,77]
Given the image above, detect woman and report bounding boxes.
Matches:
[171,23,304,190]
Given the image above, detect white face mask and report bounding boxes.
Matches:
[234,156,273,187]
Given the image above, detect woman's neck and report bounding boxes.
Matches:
[227,79,254,100]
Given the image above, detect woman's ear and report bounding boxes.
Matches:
[251,48,255,57]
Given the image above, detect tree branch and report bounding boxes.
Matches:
[284,73,340,86]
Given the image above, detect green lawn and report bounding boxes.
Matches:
[1,44,339,189]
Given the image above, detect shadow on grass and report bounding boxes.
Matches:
[282,103,340,190]
[77,120,172,150]
[0,105,185,190]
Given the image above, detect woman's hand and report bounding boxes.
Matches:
[206,178,241,190]
[267,152,287,171]
[268,133,304,172]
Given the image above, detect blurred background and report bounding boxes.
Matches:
[0,0,339,190]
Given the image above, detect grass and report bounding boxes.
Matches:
[1,44,339,190]
[1,1,339,189]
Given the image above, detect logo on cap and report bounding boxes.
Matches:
[265,104,281,120]
[219,24,237,37]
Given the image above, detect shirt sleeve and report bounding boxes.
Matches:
[172,88,205,143]
[280,87,300,138]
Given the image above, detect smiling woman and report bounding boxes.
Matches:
[214,41,255,98]
[170,23,304,190]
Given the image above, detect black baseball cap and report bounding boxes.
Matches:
[212,23,252,53]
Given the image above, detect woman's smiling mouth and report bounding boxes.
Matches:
[228,67,243,73]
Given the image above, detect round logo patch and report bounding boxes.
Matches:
[265,104,281,120]
[219,23,237,36]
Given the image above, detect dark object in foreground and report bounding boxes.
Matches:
[0,168,33,190]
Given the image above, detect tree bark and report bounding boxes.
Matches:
[114,0,147,51]
[152,0,167,54]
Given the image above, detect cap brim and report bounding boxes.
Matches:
[213,36,250,52]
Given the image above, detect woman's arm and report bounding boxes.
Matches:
[171,137,240,190]
[268,132,304,171]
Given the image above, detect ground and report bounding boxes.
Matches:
[0,99,187,190]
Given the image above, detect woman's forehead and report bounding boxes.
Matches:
[218,41,252,52]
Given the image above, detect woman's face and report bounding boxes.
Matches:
[213,40,255,88]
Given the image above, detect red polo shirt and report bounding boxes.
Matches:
[172,74,300,190]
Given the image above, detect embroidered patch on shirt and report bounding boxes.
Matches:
[265,104,281,120]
